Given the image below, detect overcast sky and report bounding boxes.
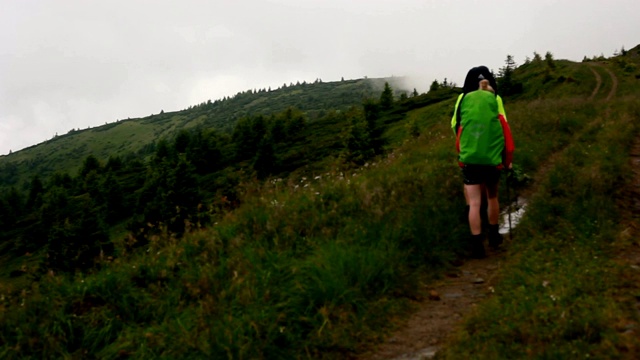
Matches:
[1,0,638,155]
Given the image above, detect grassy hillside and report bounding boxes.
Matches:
[437,47,640,358]
[0,77,408,189]
[1,46,639,358]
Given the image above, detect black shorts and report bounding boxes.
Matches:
[461,164,501,185]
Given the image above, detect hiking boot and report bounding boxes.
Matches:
[488,224,503,249]
[470,234,486,259]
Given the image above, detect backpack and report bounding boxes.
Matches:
[453,66,514,168]
[455,90,505,166]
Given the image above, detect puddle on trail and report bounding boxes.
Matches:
[499,197,527,235]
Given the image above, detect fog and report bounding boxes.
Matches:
[1,0,637,154]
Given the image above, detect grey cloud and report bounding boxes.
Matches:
[1,0,639,155]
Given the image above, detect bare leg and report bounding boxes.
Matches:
[486,182,499,225]
[463,185,469,205]
[465,184,483,235]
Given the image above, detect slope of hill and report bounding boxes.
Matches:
[0,77,408,188]
[0,45,639,359]
[362,44,640,359]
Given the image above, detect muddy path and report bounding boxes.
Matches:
[588,65,602,100]
[357,249,508,360]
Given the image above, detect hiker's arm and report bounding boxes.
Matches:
[451,94,463,135]
[499,114,515,168]
[497,95,508,122]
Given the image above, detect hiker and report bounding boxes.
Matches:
[451,66,514,258]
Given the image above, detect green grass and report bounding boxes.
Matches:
[437,89,640,358]
[0,90,469,358]
[2,53,640,358]
[0,78,403,189]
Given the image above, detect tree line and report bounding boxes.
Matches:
[0,83,400,274]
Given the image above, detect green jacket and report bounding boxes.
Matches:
[451,93,507,133]
[451,92,514,167]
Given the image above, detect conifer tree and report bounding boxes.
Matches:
[80,155,101,178]
[102,171,125,224]
[363,99,383,154]
[253,134,276,179]
[26,175,44,211]
[545,51,555,69]
[380,82,394,110]
[173,130,191,154]
[429,80,440,92]
[344,107,374,164]
[498,54,522,96]
[154,139,173,164]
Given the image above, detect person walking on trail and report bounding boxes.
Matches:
[451,66,514,258]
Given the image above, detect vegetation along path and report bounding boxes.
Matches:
[357,249,508,360]
[359,60,629,359]
[2,48,639,359]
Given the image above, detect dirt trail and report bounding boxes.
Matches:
[530,63,619,188]
[588,65,602,100]
[589,62,618,101]
[603,66,619,101]
[357,63,620,360]
[357,250,507,360]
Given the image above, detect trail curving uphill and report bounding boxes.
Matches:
[588,62,618,101]
[589,65,602,101]
[603,66,619,101]
[529,62,619,190]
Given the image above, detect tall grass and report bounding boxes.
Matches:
[438,95,640,358]
[0,102,474,358]
[2,62,638,358]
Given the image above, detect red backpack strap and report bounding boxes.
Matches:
[498,114,515,168]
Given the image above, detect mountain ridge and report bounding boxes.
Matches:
[0,76,411,187]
